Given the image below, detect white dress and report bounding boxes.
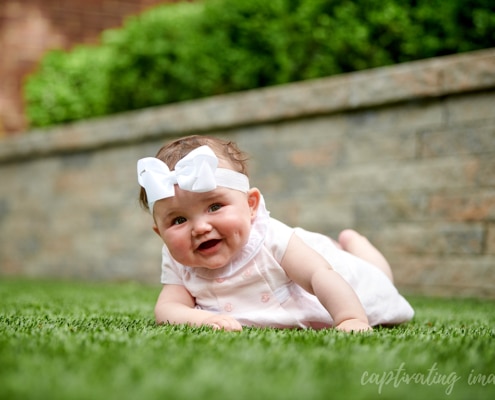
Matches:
[160,197,415,329]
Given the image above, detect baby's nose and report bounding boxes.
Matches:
[191,218,212,236]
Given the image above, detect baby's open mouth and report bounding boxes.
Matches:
[198,239,221,251]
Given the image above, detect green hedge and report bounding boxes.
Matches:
[24,0,495,128]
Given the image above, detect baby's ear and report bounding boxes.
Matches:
[152,224,161,236]
[247,188,261,220]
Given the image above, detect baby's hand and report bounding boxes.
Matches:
[202,314,243,331]
[336,319,372,333]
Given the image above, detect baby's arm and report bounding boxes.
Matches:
[281,234,371,332]
[154,284,243,331]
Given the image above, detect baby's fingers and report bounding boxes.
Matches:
[204,315,243,332]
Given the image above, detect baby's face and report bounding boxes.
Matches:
[152,182,260,270]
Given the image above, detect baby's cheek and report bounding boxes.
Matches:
[166,238,188,258]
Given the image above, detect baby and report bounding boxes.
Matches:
[137,135,414,332]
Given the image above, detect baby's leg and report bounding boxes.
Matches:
[338,229,394,283]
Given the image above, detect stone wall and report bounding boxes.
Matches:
[1,48,494,298]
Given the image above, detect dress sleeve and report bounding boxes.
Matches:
[160,245,185,285]
[264,218,295,263]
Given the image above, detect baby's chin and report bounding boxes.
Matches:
[178,257,232,270]
[193,262,230,270]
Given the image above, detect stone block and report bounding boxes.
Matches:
[343,127,417,164]
[353,192,428,225]
[419,122,495,157]
[348,61,442,107]
[265,191,356,242]
[322,156,480,195]
[473,155,495,187]
[392,255,495,298]
[366,222,485,256]
[445,91,495,124]
[428,190,495,222]
[487,223,495,255]
[345,100,444,134]
[442,49,495,93]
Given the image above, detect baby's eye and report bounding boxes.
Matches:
[208,203,222,213]
[172,216,187,225]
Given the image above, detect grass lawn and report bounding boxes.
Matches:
[0,279,494,400]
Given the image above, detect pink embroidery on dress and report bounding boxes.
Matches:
[242,268,252,279]
[261,293,271,303]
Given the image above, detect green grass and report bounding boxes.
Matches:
[1,280,494,400]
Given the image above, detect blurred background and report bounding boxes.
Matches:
[0,0,494,298]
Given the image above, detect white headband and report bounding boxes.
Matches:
[137,145,250,212]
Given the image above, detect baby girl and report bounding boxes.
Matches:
[137,135,414,332]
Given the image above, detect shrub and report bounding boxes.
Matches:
[24,45,114,127]
[103,2,205,113]
[24,0,495,128]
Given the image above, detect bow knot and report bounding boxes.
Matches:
[137,145,250,212]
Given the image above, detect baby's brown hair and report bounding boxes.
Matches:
[138,135,249,210]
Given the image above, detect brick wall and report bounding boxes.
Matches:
[0,48,494,298]
[0,0,182,137]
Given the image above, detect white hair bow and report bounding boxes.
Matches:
[137,145,249,212]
